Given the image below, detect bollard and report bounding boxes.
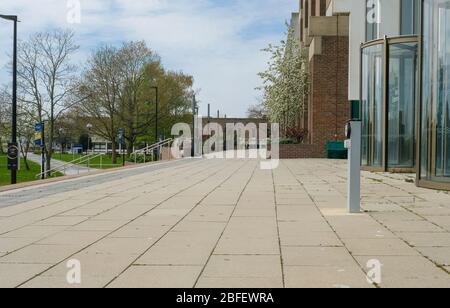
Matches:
[345,120,361,213]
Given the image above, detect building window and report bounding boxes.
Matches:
[401,0,420,35]
[366,0,380,41]
[421,0,450,182]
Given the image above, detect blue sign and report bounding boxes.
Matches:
[118,128,125,146]
[34,123,43,146]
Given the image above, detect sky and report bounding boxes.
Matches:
[0,0,298,117]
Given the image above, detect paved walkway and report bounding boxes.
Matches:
[0,158,449,288]
[26,153,96,176]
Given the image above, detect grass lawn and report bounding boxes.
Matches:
[53,153,125,169]
[0,154,60,187]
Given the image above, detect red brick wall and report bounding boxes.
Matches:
[309,35,349,157]
[278,144,323,159]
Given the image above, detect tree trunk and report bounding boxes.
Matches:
[20,141,31,171]
[127,142,133,156]
[111,140,117,164]
[23,157,30,171]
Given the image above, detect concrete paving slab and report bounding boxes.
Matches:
[0,244,79,264]
[417,247,450,267]
[398,232,450,248]
[282,246,357,267]
[0,263,52,288]
[342,238,419,256]
[355,256,450,288]
[284,265,372,288]
[108,265,203,288]
[201,255,282,279]
[196,277,283,288]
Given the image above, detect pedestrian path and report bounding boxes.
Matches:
[0,158,449,288]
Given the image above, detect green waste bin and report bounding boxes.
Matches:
[326,141,348,159]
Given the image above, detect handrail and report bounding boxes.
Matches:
[131,138,174,163]
[132,138,173,154]
[36,153,105,178]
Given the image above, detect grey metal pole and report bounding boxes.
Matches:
[346,121,361,213]
[191,95,196,157]
[41,122,45,180]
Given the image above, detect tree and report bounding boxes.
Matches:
[138,66,194,144]
[116,41,160,154]
[76,42,195,160]
[17,28,80,175]
[246,103,267,119]
[258,24,310,135]
[76,46,122,163]
[0,87,11,154]
[0,87,33,168]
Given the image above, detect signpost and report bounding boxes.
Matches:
[35,122,46,180]
[7,142,19,171]
[118,128,125,167]
[34,123,43,146]
[345,120,362,213]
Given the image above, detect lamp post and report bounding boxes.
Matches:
[149,86,159,161]
[191,95,198,157]
[86,123,93,155]
[86,123,93,170]
[1,14,18,184]
[58,128,64,159]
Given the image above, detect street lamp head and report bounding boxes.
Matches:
[0,15,18,22]
[86,123,93,130]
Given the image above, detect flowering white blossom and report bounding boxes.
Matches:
[258,24,310,134]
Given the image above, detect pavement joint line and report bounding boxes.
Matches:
[0,160,219,258]
[192,161,259,288]
[368,207,450,276]
[370,181,450,233]
[272,167,286,288]
[10,159,231,288]
[362,172,450,275]
[103,159,249,288]
[282,160,378,288]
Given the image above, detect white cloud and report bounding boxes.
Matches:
[0,0,297,117]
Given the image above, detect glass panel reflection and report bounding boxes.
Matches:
[362,44,384,167]
[421,0,450,182]
[388,43,418,168]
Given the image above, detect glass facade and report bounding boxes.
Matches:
[388,42,418,168]
[362,44,384,167]
[401,0,420,35]
[420,0,450,184]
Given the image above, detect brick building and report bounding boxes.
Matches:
[290,0,350,158]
